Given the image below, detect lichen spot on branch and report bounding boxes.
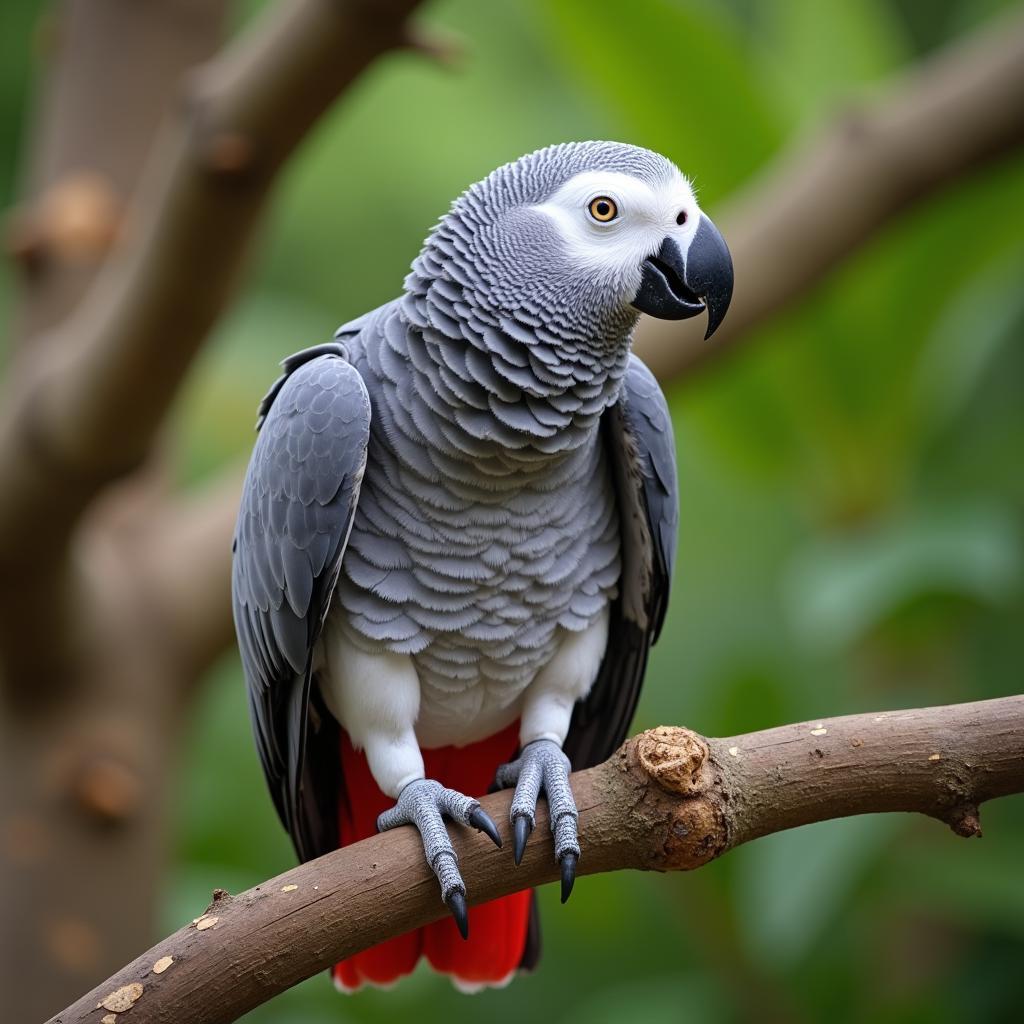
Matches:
[98,982,143,1012]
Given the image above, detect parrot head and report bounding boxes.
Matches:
[413,141,734,345]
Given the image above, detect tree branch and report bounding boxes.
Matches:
[141,465,244,679]
[0,0,230,703]
[633,4,1024,381]
[48,696,1024,1024]
[0,0,424,564]
[0,0,424,696]
[8,0,231,346]
[1,6,427,1017]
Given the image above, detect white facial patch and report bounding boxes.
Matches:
[531,169,701,294]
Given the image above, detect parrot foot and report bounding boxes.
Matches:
[494,739,580,903]
[376,778,502,939]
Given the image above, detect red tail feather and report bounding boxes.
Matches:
[333,721,533,993]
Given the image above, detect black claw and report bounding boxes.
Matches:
[468,807,502,849]
[560,852,577,904]
[513,814,532,866]
[446,889,469,940]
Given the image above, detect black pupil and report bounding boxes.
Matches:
[595,201,610,217]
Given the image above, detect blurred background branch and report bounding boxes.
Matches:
[0,0,231,702]
[1,1,1022,1022]
[633,3,1024,381]
[0,1,424,1019]
[0,0,423,694]
[51,697,1024,1024]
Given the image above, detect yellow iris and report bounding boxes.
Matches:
[588,196,618,222]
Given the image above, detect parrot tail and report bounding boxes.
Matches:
[332,722,537,993]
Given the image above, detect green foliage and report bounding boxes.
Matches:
[784,500,1022,655]
[537,0,784,201]
[3,0,1022,1019]
[755,0,906,126]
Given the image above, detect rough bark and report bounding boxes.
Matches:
[1,5,229,1020]
[0,0,423,691]
[6,0,422,532]
[10,0,230,345]
[632,4,1024,381]
[0,3,425,1021]
[48,696,1024,1024]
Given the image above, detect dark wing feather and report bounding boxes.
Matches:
[563,354,679,770]
[232,342,370,861]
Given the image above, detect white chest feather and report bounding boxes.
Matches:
[315,605,609,794]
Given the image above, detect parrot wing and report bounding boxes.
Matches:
[563,353,679,769]
[232,340,371,860]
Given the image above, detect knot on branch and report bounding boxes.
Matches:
[204,888,234,914]
[946,803,983,838]
[71,754,142,826]
[6,173,124,278]
[636,726,710,795]
[204,133,256,179]
[631,726,727,871]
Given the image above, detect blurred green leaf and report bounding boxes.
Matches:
[0,0,40,200]
[535,0,784,202]
[563,973,719,1024]
[681,155,1024,529]
[734,815,901,968]
[893,833,1024,939]
[876,795,1024,1009]
[755,0,907,127]
[914,241,1024,442]
[783,501,1022,654]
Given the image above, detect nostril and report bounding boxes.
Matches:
[676,210,688,226]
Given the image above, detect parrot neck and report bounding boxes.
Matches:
[394,273,632,470]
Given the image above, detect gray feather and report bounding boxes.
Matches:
[232,345,370,856]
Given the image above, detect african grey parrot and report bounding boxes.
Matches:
[232,141,732,992]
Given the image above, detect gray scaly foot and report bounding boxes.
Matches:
[377,779,501,938]
[494,739,580,903]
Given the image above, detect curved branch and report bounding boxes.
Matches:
[49,696,1024,1024]
[8,0,231,346]
[0,0,424,560]
[141,464,244,679]
[633,5,1024,381]
[0,0,424,696]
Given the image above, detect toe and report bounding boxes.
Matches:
[493,758,521,790]
[376,804,407,833]
[509,759,543,826]
[376,780,472,911]
[542,753,580,862]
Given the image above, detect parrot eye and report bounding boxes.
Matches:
[587,196,618,223]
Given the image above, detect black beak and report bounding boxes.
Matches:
[631,214,734,339]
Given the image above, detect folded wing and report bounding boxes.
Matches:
[563,354,679,768]
[232,342,371,859]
